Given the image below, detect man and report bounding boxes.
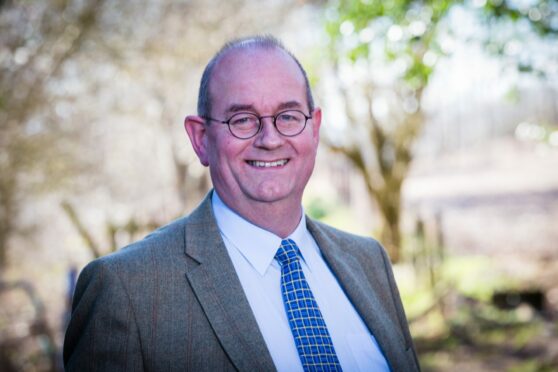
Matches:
[64,35,420,371]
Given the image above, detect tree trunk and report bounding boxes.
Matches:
[375,186,402,263]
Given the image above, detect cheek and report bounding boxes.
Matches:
[300,142,319,175]
[209,134,230,160]
[298,136,319,157]
[218,135,238,153]
[210,137,246,171]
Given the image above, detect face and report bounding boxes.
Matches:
[185,48,321,218]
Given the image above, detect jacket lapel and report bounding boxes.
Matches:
[307,218,408,369]
[183,193,276,371]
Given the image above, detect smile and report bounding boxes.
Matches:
[247,159,289,168]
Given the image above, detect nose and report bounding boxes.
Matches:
[253,117,284,149]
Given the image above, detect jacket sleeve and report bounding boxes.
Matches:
[63,259,144,371]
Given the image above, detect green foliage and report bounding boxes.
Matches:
[323,0,558,263]
[404,58,432,89]
[401,252,556,369]
[441,256,517,301]
[347,43,369,62]
[305,197,333,220]
[326,0,451,91]
[399,278,437,318]
[327,0,558,88]
[481,0,558,36]
[508,360,558,372]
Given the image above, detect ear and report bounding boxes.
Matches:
[311,107,322,145]
[184,115,209,166]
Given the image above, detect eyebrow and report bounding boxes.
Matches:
[225,101,303,115]
[226,104,256,114]
[277,101,303,111]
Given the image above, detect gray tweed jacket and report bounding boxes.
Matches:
[63,192,420,371]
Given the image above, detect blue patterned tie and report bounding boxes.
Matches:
[275,239,342,372]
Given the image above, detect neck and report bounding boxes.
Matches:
[217,192,302,238]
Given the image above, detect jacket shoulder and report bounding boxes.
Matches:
[306,217,387,258]
[81,192,216,281]
[89,215,188,270]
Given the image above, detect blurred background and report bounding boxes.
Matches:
[1,0,557,370]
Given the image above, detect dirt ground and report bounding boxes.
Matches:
[404,137,558,371]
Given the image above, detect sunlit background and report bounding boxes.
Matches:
[1,0,557,371]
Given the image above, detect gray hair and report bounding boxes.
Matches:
[197,35,315,118]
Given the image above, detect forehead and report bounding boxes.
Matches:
[209,48,306,112]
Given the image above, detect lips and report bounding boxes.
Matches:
[246,159,289,168]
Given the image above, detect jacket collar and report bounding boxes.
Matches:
[306,218,411,371]
[182,191,276,371]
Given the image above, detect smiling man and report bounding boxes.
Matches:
[64,36,420,372]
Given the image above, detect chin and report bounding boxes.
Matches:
[251,192,288,204]
[247,186,293,204]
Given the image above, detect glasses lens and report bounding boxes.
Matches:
[228,113,260,138]
[275,110,307,136]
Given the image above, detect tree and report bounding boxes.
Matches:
[323,0,558,262]
[0,0,106,269]
[51,0,310,258]
[1,0,312,265]
[1,3,314,369]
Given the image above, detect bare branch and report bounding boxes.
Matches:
[61,200,102,259]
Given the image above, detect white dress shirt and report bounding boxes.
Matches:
[212,192,390,372]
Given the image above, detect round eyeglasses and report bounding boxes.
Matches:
[202,109,312,139]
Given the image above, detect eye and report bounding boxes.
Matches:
[230,113,258,126]
[279,114,295,121]
[277,111,303,123]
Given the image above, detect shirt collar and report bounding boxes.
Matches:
[211,191,308,276]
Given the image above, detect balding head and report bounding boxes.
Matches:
[197,35,314,118]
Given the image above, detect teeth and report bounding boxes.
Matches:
[248,159,288,168]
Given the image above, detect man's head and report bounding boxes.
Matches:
[197,35,315,119]
[184,35,321,234]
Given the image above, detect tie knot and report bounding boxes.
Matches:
[275,239,301,266]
